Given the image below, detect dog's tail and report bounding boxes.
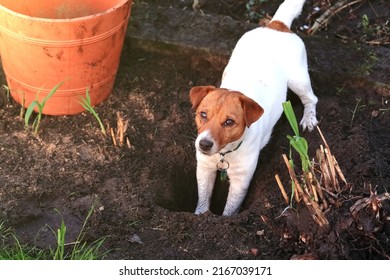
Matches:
[270,0,306,29]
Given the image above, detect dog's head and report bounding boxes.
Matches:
[190,86,264,155]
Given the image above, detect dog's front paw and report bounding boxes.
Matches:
[222,208,239,216]
[195,205,209,215]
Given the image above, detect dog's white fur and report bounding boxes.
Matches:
[192,0,318,216]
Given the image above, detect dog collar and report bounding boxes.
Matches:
[217,141,243,181]
[218,141,243,157]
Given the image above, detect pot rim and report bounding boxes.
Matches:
[0,0,130,22]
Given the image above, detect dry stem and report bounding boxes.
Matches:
[275,174,289,204]
[309,0,365,34]
[110,111,131,148]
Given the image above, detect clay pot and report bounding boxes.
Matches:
[0,0,132,115]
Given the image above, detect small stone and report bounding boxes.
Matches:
[371,110,380,118]
[128,234,143,244]
[250,248,260,256]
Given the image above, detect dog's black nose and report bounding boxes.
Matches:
[199,139,213,151]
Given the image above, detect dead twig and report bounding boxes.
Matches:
[110,111,132,148]
[116,111,129,147]
[317,126,348,192]
[275,174,289,205]
[309,0,365,34]
[110,127,117,147]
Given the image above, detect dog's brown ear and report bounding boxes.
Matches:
[240,95,264,127]
[189,86,216,110]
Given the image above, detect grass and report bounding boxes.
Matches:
[0,205,107,260]
[24,82,64,136]
[0,222,46,260]
[349,98,362,127]
[79,88,107,136]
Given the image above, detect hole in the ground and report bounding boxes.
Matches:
[155,164,198,213]
[156,164,233,215]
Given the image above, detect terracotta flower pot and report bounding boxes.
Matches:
[0,0,132,115]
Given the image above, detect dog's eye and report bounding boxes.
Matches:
[200,111,207,119]
[223,119,235,127]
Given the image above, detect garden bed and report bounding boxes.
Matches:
[0,0,389,259]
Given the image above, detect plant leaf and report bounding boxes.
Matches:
[41,81,64,106]
[283,101,299,137]
[25,101,39,128]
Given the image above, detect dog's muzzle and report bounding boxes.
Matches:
[196,131,219,155]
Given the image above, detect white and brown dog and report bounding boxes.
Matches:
[189,0,318,216]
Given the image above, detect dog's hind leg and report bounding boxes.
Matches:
[286,45,319,131]
[288,78,318,131]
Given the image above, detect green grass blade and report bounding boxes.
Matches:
[25,100,39,128]
[85,88,91,104]
[3,85,10,101]
[78,88,106,136]
[71,202,94,259]
[41,81,64,106]
[53,219,66,260]
[79,100,93,114]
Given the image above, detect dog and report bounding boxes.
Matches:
[189,0,318,216]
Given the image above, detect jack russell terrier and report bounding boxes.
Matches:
[189,0,318,216]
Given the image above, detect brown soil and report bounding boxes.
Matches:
[0,0,389,259]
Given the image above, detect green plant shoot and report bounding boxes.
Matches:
[79,88,106,136]
[282,101,311,173]
[361,14,369,30]
[53,217,67,260]
[24,81,64,136]
[2,85,10,101]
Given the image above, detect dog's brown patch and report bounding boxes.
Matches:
[189,86,216,110]
[267,20,292,33]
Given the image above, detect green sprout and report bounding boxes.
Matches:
[361,14,370,31]
[282,101,311,173]
[24,82,63,136]
[2,85,10,102]
[79,88,106,136]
